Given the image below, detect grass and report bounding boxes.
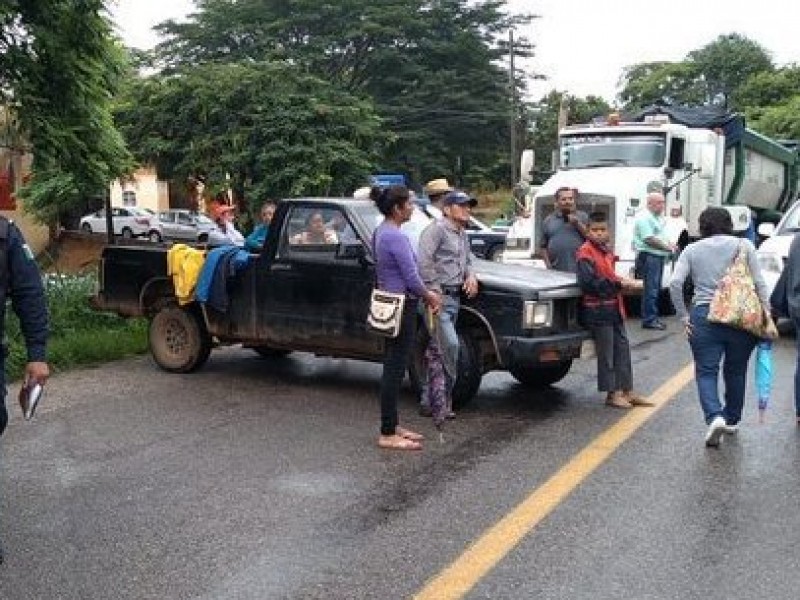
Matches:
[4,272,148,382]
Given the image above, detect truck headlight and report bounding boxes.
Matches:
[757,251,782,274]
[523,301,552,328]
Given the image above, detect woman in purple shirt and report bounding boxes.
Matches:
[372,185,441,451]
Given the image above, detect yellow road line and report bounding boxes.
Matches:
[413,362,695,600]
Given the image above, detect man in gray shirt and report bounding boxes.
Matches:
[540,186,588,272]
[418,190,479,418]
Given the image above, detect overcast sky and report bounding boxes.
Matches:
[111,0,800,104]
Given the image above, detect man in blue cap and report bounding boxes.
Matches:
[417,190,479,418]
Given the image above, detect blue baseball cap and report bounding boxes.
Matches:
[443,191,477,207]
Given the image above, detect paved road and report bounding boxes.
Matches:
[1,318,799,599]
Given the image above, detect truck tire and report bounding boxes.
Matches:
[509,360,572,389]
[149,306,212,373]
[408,328,482,409]
[148,230,162,243]
[251,346,292,358]
[121,227,134,239]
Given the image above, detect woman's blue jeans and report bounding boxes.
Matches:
[688,304,758,425]
[793,317,800,417]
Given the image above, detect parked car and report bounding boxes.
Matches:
[757,200,799,297]
[79,207,161,241]
[413,195,508,262]
[157,209,217,243]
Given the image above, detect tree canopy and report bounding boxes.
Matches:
[0,0,132,223]
[139,0,535,190]
[115,62,384,202]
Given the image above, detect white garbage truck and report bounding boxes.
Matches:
[503,106,800,286]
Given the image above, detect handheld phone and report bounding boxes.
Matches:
[19,381,44,421]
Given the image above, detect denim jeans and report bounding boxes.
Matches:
[638,252,665,325]
[380,299,418,436]
[420,294,460,408]
[689,304,758,425]
[793,317,800,417]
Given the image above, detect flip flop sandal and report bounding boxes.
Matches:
[378,437,423,451]
[396,427,424,441]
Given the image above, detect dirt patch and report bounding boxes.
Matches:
[41,231,109,274]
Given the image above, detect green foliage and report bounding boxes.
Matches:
[618,33,774,111]
[115,62,383,198]
[143,0,535,188]
[4,273,148,381]
[1,0,133,225]
[618,62,705,111]
[687,33,773,109]
[748,96,800,140]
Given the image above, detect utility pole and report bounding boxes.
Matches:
[509,29,517,187]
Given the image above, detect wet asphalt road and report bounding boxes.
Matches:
[1,317,800,599]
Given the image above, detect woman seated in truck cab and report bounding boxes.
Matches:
[290,211,339,245]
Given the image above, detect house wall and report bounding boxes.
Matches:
[0,149,50,254]
[110,166,170,213]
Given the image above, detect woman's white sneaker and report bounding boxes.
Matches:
[705,416,727,447]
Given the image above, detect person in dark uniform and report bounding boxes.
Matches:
[0,217,50,564]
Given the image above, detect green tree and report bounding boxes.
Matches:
[617,61,705,111]
[733,65,800,110]
[148,0,535,187]
[0,0,132,225]
[618,33,774,112]
[688,33,773,109]
[115,62,384,201]
[748,96,800,140]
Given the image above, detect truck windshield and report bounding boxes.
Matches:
[560,132,666,169]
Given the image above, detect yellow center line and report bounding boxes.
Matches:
[412,362,695,600]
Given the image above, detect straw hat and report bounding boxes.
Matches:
[424,178,453,196]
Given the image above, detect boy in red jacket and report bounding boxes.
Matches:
[576,212,653,408]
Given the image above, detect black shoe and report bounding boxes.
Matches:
[642,321,666,330]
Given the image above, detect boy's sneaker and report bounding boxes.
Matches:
[705,416,727,447]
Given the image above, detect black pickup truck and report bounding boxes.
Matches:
[90,198,589,406]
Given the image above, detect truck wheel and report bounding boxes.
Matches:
[81,223,92,234]
[509,360,572,388]
[148,230,162,243]
[452,332,482,408]
[408,328,482,409]
[251,346,292,358]
[149,307,212,373]
[121,227,134,239]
